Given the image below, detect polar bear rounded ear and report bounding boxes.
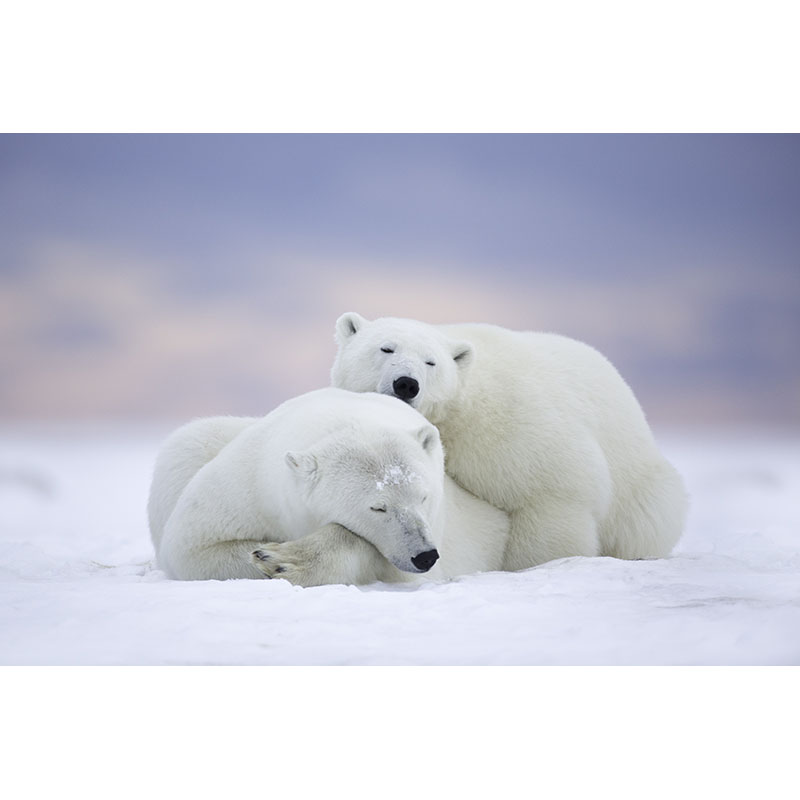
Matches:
[416,425,440,453]
[451,340,474,369]
[285,451,318,479]
[335,312,369,342]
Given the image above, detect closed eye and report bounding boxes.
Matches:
[380,347,394,354]
[370,505,387,513]
[425,360,436,366]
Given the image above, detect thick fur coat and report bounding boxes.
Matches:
[331,313,688,568]
[148,388,508,584]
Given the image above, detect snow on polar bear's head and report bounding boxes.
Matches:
[331,312,473,425]
[286,413,446,573]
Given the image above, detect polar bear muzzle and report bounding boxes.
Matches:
[411,548,439,572]
[392,376,419,402]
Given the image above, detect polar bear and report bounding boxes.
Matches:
[147,388,508,585]
[331,313,688,568]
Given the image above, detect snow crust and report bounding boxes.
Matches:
[1,425,798,665]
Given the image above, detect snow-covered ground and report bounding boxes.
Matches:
[1,424,798,665]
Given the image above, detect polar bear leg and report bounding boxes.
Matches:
[161,522,394,584]
[160,535,275,581]
[502,503,601,570]
[148,416,257,549]
[602,460,688,559]
[251,523,404,587]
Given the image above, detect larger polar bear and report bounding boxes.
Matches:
[331,313,688,568]
[148,388,508,585]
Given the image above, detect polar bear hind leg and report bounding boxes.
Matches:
[601,460,688,560]
[148,416,257,550]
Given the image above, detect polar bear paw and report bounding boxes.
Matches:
[250,542,311,585]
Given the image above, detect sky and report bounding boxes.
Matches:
[0,133,798,427]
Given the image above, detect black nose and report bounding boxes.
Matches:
[393,376,419,401]
[411,548,439,572]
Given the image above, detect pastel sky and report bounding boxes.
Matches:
[1,134,798,427]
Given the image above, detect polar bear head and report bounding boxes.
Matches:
[286,419,445,573]
[331,312,473,425]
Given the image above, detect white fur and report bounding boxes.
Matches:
[331,313,688,568]
[147,388,508,585]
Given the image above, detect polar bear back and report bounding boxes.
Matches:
[435,324,653,510]
[440,323,652,442]
[439,322,686,558]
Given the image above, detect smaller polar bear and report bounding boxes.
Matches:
[147,388,508,585]
[331,313,688,568]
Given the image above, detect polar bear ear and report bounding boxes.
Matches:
[285,451,319,480]
[451,340,474,369]
[416,425,440,452]
[335,312,369,342]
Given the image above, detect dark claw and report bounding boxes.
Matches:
[252,549,270,561]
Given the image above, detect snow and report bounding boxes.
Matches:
[376,463,420,490]
[1,425,798,665]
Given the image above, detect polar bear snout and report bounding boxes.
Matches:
[393,376,419,402]
[411,548,439,572]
